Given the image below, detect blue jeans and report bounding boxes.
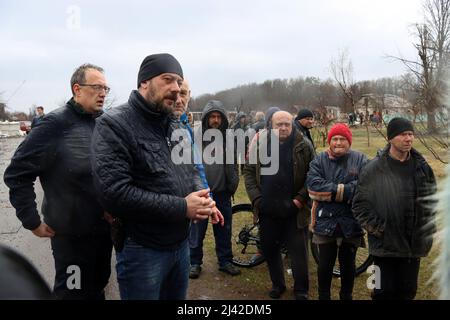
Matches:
[116,237,189,300]
[189,192,233,268]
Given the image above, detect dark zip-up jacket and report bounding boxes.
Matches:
[91,90,204,251]
[352,145,437,258]
[294,120,315,151]
[4,99,109,236]
[244,129,315,228]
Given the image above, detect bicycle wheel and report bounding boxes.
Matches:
[231,203,265,268]
[310,232,373,277]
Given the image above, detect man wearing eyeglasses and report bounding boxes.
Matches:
[4,63,113,300]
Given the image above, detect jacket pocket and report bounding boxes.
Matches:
[139,142,168,175]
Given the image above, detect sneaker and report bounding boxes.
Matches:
[249,253,265,265]
[269,286,286,299]
[218,263,241,276]
[189,265,202,279]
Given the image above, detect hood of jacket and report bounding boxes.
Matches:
[235,111,247,122]
[265,107,281,129]
[201,100,229,131]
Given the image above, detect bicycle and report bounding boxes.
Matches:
[231,203,373,277]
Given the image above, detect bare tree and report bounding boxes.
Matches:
[330,49,358,113]
[0,93,7,121]
[28,105,36,120]
[390,0,450,134]
[330,49,372,146]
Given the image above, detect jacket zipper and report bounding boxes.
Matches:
[163,124,186,197]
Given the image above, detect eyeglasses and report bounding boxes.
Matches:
[78,84,111,94]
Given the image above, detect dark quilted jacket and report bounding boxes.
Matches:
[91,90,203,250]
[4,99,109,236]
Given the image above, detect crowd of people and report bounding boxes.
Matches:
[0,53,438,300]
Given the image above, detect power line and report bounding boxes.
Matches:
[5,80,26,105]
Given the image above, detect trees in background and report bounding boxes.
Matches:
[190,75,405,114]
[391,0,450,134]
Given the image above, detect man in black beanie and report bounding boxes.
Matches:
[294,108,315,150]
[91,53,217,300]
[353,117,437,300]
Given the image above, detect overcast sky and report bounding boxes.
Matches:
[0,0,424,113]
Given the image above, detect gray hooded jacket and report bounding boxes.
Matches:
[197,100,239,195]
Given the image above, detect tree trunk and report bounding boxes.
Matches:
[366,123,370,147]
[427,110,437,133]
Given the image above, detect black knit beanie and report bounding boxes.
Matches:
[296,108,314,120]
[137,53,183,88]
[387,117,414,140]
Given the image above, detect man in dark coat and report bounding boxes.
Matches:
[353,117,437,300]
[244,111,314,300]
[91,53,216,300]
[4,63,112,300]
[294,108,315,150]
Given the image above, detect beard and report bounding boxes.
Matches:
[154,101,174,115]
[145,86,178,115]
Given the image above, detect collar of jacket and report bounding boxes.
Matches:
[128,90,174,126]
[260,127,306,151]
[326,147,351,160]
[292,128,308,150]
[378,143,428,168]
[67,98,103,119]
[201,102,229,133]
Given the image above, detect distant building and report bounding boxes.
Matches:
[324,106,341,120]
[355,94,413,121]
[0,121,23,137]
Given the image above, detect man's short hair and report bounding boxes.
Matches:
[70,63,104,95]
[255,112,265,122]
[36,106,44,111]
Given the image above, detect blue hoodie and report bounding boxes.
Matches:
[179,112,209,192]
